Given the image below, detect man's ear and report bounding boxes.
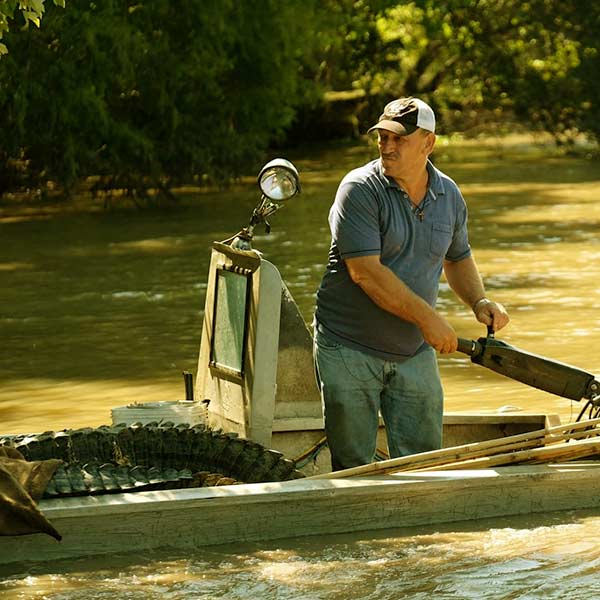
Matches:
[424,133,436,154]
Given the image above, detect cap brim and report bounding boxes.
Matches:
[367,120,417,136]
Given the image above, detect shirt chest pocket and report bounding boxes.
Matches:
[430,222,453,257]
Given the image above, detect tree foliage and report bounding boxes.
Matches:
[0,0,320,199]
[0,0,65,55]
[0,1,598,202]
[309,0,600,144]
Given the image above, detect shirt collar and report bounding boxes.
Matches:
[426,160,445,199]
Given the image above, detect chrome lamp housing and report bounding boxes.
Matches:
[230,158,300,251]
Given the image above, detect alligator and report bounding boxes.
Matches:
[0,422,304,498]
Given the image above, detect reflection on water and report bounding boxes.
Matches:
[1,136,600,596]
[1,509,599,599]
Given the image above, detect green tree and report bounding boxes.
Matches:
[2,0,598,201]
[506,1,600,145]
[302,0,599,146]
[0,0,321,200]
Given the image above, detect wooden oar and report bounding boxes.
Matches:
[411,437,600,471]
[307,417,600,480]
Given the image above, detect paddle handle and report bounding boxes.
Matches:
[456,337,482,357]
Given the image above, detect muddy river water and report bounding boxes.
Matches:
[1,135,599,597]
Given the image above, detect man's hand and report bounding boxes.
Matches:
[472,298,510,332]
[419,311,458,354]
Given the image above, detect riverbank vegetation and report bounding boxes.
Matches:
[0,0,598,206]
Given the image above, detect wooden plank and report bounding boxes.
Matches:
[271,413,553,433]
[441,412,551,425]
[388,424,600,473]
[272,417,324,432]
[416,437,600,471]
[1,463,600,565]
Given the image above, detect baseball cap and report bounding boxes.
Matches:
[367,97,436,136]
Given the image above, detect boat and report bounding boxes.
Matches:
[2,443,600,565]
[2,163,600,566]
[1,241,599,566]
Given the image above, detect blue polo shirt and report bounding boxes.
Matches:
[315,158,471,361]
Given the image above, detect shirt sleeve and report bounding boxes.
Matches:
[445,188,472,262]
[329,180,382,259]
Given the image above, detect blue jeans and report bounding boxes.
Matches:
[314,327,444,471]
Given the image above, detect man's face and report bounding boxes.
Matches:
[376,129,435,179]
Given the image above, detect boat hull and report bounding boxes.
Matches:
[1,461,600,565]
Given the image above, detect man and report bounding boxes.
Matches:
[313,96,509,471]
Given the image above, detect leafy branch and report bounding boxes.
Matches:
[0,0,65,55]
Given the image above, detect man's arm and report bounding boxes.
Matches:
[443,256,510,331]
[345,255,458,353]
